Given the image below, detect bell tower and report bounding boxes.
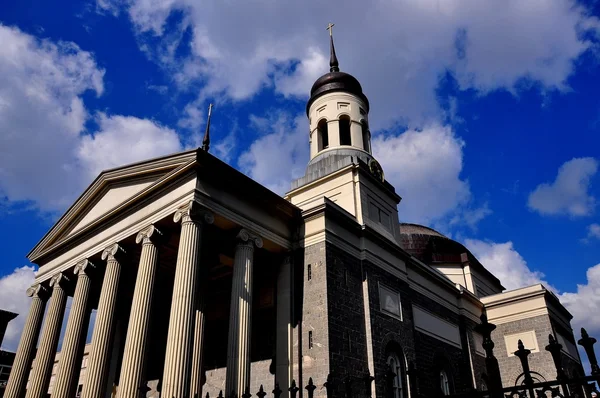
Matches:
[286,24,401,242]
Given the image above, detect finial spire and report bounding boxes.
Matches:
[202,103,213,152]
[326,23,339,72]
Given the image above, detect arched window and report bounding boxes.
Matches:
[339,115,351,146]
[440,370,450,395]
[361,120,370,152]
[387,353,406,398]
[317,119,329,151]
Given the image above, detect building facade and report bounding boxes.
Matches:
[4,35,582,398]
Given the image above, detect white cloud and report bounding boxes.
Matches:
[466,238,600,351]
[238,113,309,195]
[0,24,104,211]
[528,157,598,217]
[78,113,183,180]
[0,25,186,213]
[465,239,549,291]
[586,223,600,240]
[372,124,472,225]
[101,0,599,129]
[560,264,600,339]
[0,266,36,351]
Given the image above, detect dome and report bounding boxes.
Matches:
[306,71,370,115]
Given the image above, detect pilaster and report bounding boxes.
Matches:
[225,229,263,398]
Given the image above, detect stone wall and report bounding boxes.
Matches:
[491,314,556,386]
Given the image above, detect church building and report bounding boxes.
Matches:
[3,29,582,398]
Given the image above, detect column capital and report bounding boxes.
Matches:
[49,273,70,290]
[101,243,126,262]
[26,284,49,300]
[135,224,163,245]
[74,259,96,277]
[173,201,214,225]
[236,229,263,249]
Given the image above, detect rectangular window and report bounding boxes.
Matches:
[369,200,392,231]
[379,284,402,320]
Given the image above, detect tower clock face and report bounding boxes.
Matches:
[369,159,385,182]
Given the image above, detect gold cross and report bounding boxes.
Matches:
[326,22,335,37]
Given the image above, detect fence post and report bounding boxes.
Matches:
[474,312,503,396]
[257,385,267,398]
[324,374,333,398]
[546,334,569,396]
[289,380,299,398]
[344,376,352,398]
[305,378,316,398]
[514,339,535,397]
[579,328,600,376]
[272,383,282,398]
[242,386,252,398]
[363,373,375,398]
[384,364,395,398]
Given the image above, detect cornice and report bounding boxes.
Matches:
[29,156,197,263]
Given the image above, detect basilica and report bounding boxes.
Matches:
[3,32,583,398]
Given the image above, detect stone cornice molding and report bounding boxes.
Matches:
[173,200,214,225]
[236,229,263,249]
[101,243,126,262]
[74,259,96,277]
[49,273,70,290]
[26,284,49,300]
[135,224,163,245]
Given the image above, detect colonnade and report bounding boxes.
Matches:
[4,201,284,398]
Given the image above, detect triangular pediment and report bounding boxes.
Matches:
[29,149,198,262]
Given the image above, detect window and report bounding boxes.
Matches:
[317,119,329,151]
[387,353,406,398]
[369,201,392,230]
[361,120,370,152]
[379,284,402,319]
[339,115,351,145]
[440,371,450,395]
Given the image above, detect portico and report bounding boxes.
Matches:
[4,150,299,398]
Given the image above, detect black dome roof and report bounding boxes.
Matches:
[306,32,370,115]
[306,71,369,115]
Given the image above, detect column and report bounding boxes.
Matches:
[117,225,162,398]
[25,273,69,398]
[52,260,94,398]
[189,292,206,398]
[3,285,48,398]
[81,244,125,398]
[225,229,263,398]
[162,202,213,398]
[275,256,293,393]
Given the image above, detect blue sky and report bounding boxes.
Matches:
[0,0,600,351]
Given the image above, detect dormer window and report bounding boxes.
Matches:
[339,115,351,145]
[318,119,329,151]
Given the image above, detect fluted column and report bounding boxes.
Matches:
[117,225,162,398]
[26,273,69,398]
[225,229,263,398]
[162,202,213,398]
[52,260,94,398]
[81,244,125,398]
[4,284,48,398]
[189,291,206,398]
